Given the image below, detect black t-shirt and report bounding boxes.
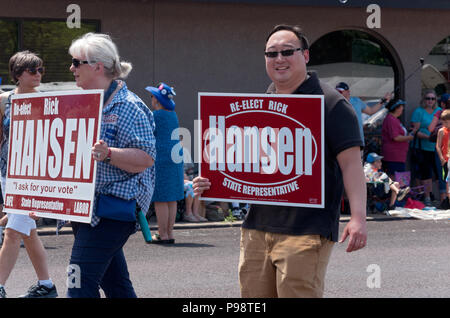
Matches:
[242,72,362,242]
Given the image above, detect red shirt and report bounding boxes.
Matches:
[381,113,409,162]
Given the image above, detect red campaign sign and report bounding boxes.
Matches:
[198,93,324,208]
[3,90,103,223]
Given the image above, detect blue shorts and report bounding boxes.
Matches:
[184,181,195,198]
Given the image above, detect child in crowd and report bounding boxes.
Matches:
[364,152,410,211]
[183,171,207,222]
[231,202,249,220]
[435,109,450,209]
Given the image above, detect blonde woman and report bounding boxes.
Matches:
[67,33,155,298]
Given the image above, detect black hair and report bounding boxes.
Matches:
[265,24,309,50]
[386,99,404,113]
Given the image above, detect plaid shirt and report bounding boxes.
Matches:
[90,81,156,227]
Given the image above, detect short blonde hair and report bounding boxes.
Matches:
[441,109,450,121]
[69,32,132,79]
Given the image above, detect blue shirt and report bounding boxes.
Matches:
[411,106,442,152]
[349,96,366,146]
[91,81,156,227]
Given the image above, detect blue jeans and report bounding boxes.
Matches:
[67,218,137,298]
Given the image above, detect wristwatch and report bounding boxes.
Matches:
[103,148,112,163]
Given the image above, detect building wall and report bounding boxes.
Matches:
[1,0,449,135]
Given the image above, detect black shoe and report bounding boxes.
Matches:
[439,197,450,210]
[19,283,58,298]
[397,187,410,201]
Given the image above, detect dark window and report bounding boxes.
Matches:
[0,18,99,85]
[424,35,450,95]
[309,30,392,67]
[308,30,396,101]
[0,20,18,85]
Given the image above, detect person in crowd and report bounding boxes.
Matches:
[381,99,415,179]
[410,89,443,206]
[427,93,450,145]
[0,189,4,245]
[336,81,392,147]
[0,51,57,298]
[183,172,207,222]
[145,83,185,241]
[442,93,450,109]
[230,202,249,220]
[67,33,155,298]
[364,153,410,211]
[193,24,367,298]
[435,109,450,209]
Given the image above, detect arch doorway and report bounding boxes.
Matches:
[308,29,401,156]
[422,35,449,97]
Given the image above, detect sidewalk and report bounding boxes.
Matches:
[35,212,400,236]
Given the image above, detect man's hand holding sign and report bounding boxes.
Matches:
[198,93,324,208]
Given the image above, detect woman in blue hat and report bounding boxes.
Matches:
[145,83,186,244]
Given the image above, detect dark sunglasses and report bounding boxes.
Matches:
[425,97,436,101]
[264,48,303,58]
[26,67,45,75]
[72,58,91,68]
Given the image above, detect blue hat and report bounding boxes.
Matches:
[440,93,450,105]
[145,82,176,110]
[336,82,349,91]
[366,152,383,163]
[386,99,406,112]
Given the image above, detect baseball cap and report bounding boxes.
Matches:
[366,152,383,163]
[335,82,349,91]
[386,99,406,112]
[145,82,176,110]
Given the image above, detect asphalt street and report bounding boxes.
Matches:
[3,217,450,298]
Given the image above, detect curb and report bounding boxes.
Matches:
[36,219,245,236]
[36,213,405,236]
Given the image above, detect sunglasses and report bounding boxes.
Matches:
[425,97,436,101]
[264,48,303,58]
[72,58,91,68]
[26,67,45,75]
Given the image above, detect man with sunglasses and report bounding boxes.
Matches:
[194,24,367,298]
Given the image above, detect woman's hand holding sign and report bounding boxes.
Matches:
[92,139,153,173]
[92,140,110,162]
